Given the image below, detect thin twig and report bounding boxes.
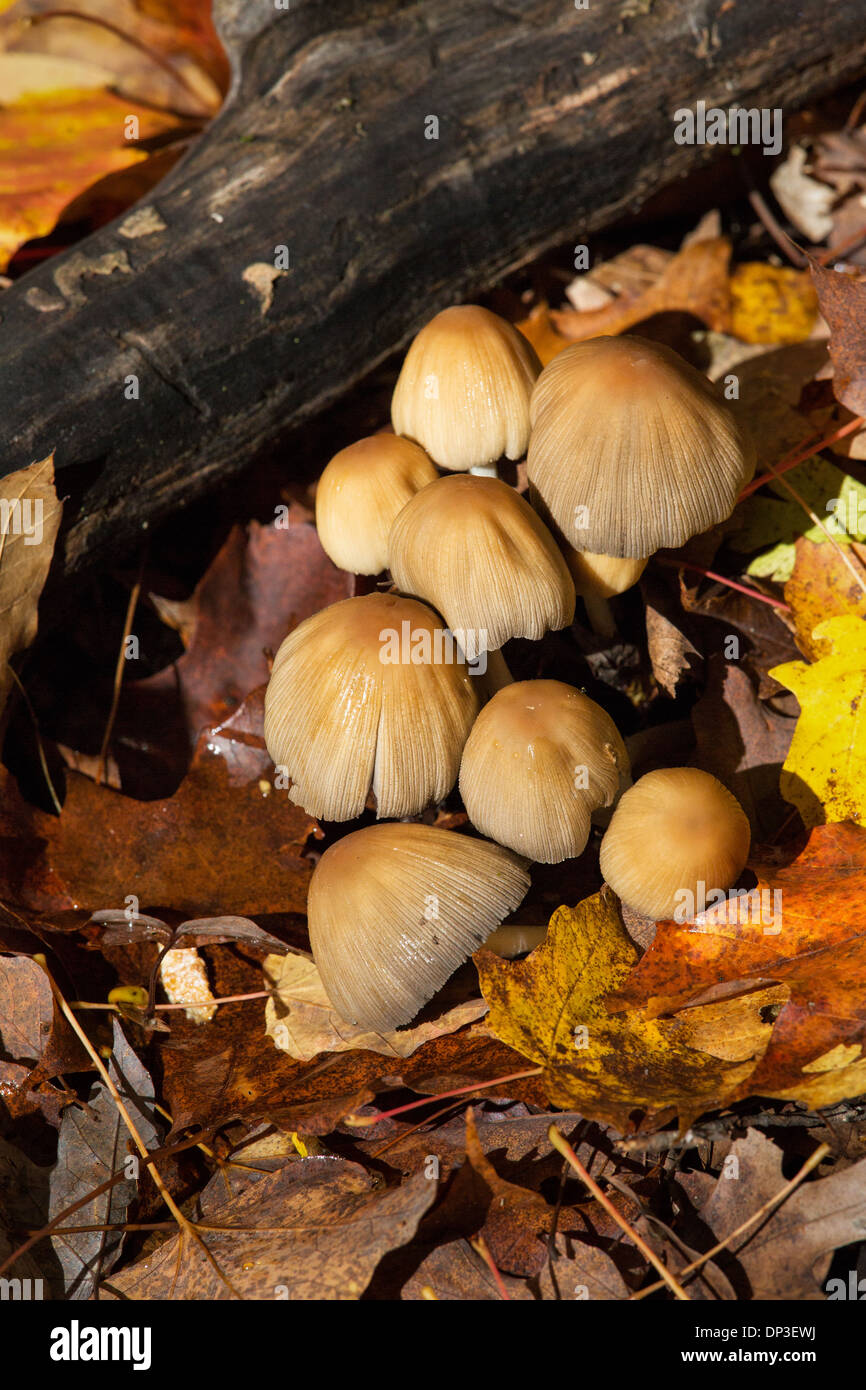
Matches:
[548,1124,689,1301]
[655,555,790,610]
[631,1141,830,1300]
[739,416,865,501]
[470,1235,511,1300]
[97,549,146,786]
[344,1068,543,1127]
[5,666,62,813]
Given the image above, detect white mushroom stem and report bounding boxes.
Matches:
[581,589,617,640]
[482,924,547,957]
[469,462,499,478]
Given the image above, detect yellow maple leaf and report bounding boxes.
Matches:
[771,613,866,827]
[475,892,758,1133]
[729,262,818,345]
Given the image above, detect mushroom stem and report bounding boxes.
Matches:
[482,924,547,957]
[475,646,514,697]
[469,462,499,478]
[581,589,617,639]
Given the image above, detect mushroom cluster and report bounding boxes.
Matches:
[265,306,755,1031]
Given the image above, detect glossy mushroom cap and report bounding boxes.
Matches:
[459,679,630,862]
[388,474,575,652]
[264,592,478,821]
[315,434,438,575]
[599,767,751,920]
[391,305,541,471]
[527,336,756,556]
[309,822,530,1030]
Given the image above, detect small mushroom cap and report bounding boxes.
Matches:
[599,767,751,920]
[391,305,541,471]
[459,679,630,862]
[264,592,478,821]
[565,549,648,600]
[389,474,575,652]
[315,435,438,575]
[527,336,756,556]
[309,821,530,1030]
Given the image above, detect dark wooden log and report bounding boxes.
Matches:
[2,0,865,579]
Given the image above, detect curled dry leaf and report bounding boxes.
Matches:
[809,261,866,418]
[263,951,487,1063]
[0,453,62,716]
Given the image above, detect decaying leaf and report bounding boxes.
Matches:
[809,261,866,418]
[263,951,487,1063]
[0,453,62,715]
[687,1129,866,1300]
[476,893,754,1132]
[49,1019,161,1298]
[784,536,866,660]
[611,822,866,1104]
[107,1158,436,1300]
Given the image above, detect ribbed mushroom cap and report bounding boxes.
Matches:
[264,592,478,821]
[599,767,751,920]
[308,822,531,1030]
[388,474,575,652]
[459,679,630,862]
[527,336,756,556]
[391,305,541,471]
[315,435,438,575]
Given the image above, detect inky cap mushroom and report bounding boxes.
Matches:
[308,821,531,1030]
[388,474,575,652]
[264,592,478,821]
[315,434,438,576]
[599,767,751,920]
[527,336,756,556]
[391,305,541,472]
[459,679,630,862]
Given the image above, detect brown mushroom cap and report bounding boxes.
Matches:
[526,336,756,557]
[599,767,751,920]
[391,305,541,471]
[459,679,630,862]
[264,592,478,821]
[315,434,438,575]
[308,821,530,1030]
[388,474,575,652]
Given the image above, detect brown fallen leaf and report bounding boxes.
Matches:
[401,1233,628,1300]
[685,1128,866,1300]
[641,569,701,697]
[118,519,353,789]
[461,1108,551,1276]
[0,689,316,919]
[690,654,796,838]
[0,955,89,1106]
[107,1158,436,1300]
[551,238,733,344]
[0,453,62,715]
[809,261,866,417]
[263,952,487,1063]
[609,822,866,1106]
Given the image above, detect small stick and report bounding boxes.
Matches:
[548,1123,689,1301]
[631,1141,830,1300]
[97,548,146,787]
[345,1067,543,1127]
[470,1235,512,1300]
[654,555,790,611]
